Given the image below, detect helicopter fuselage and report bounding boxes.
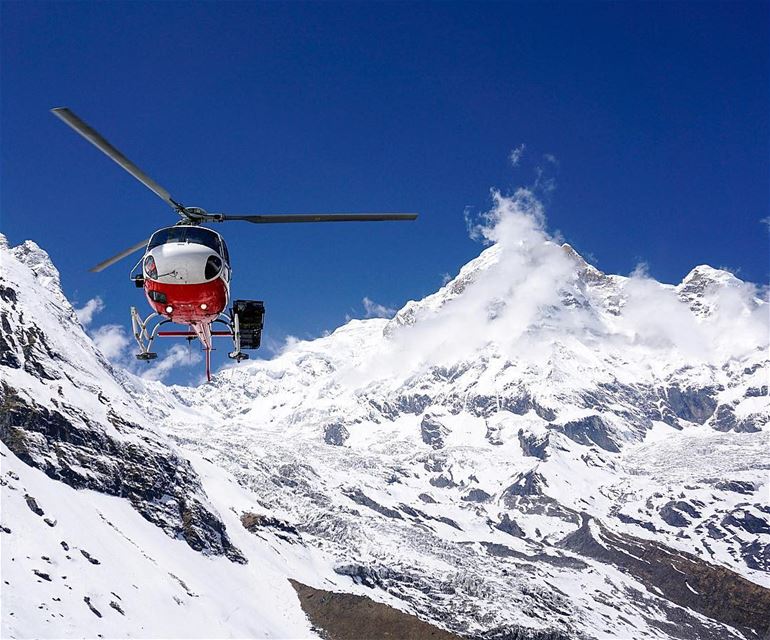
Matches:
[142,239,231,324]
[131,226,234,376]
[128,225,263,381]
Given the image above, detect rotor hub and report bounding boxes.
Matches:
[178,206,211,224]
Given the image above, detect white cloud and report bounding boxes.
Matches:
[140,344,202,382]
[543,153,559,166]
[630,262,650,278]
[263,334,303,357]
[91,324,131,361]
[363,297,396,319]
[345,188,768,384]
[533,165,557,195]
[90,320,201,381]
[74,297,104,327]
[509,144,526,167]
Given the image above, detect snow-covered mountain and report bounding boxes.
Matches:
[2,191,769,640]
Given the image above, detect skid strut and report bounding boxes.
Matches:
[129,300,264,381]
[130,307,163,360]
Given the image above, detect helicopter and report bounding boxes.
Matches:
[51,108,417,381]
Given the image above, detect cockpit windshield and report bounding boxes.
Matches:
[148,226,223,255]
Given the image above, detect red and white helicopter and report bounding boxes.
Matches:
[52,108,417,381]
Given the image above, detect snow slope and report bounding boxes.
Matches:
[2,191,769,639]
[1,444,320,639]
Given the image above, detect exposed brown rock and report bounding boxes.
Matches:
[289,579,463,640]
[560,514,770,638]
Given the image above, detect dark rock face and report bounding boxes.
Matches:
[429,474,456,488]
[560,415,619,452]
[1,385,245,563]
[241,512,301,543]
[711,404,737,432]
[560,515,770,639]
[660,501,700,527]
[722,510,770,535]
[710,404,761,433]
[324,422,350,446]
[333,562,391,589]
[510,496,581,525]
[615,512,659,533]
[502,471,548,500]
[436,516,462,530]
[714,479,755,494]
[495,513,525,538]
[83,596,102,618]
[468,394,499,418]
[343,488,402,520]
[484,421,503,445]
[517,429,550,460]
[735,416,763,433]
[0,292,21,368]
[24,494,44,516]
[0,271,65,380]
[741,540,770,572]
[420,414,450,449]
[532,402,557,422]
[475,627,573,640]
[395,393,433,416]
[462,488,492,503]
[663,385,718,424]
[705,522,726,540]
[499,390,532,416]
[480,541,588,571]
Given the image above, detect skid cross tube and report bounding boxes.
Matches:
[130,307,250,377]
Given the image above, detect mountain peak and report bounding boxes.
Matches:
[680,264,740,289]
[6,238,62,294]
[2,234,769,640]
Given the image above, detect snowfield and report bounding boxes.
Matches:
[2,191,769,639]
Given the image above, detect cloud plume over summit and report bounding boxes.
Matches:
[346,189,768,382]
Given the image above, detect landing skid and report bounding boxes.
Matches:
[130,300,264,381]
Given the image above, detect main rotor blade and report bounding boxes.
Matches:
[89,238,149,273]
[215,213,418,224]
[51,108,181,211]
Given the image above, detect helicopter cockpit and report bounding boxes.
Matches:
[148,226,230,264]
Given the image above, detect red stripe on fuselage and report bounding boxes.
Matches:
[144,278,228,324]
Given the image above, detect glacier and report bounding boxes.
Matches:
[1,191,769,639]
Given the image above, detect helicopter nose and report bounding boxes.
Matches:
[151,243,213,284]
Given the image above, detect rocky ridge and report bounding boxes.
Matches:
[2,223,769,639]
[0,236,243,561]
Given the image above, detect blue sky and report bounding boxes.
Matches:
[2,1,768,384]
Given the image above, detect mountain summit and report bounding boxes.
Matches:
[2,194,769,640]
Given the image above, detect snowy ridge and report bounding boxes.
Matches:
[0,237,337,638]
[2,191,770,640]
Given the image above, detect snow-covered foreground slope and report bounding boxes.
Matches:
[0,236,373,639]
[1,443,321,639]
[2,191,769,640]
